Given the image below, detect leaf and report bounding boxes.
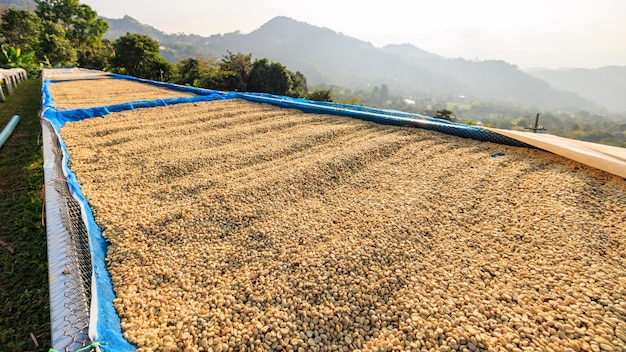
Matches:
[22,51,35,64]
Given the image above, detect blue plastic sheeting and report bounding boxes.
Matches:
[237,91,457,125]
[41,78,231,131]
[42,79,234,352]
[43,121,132,350]
[42,72,534,352]
[97,74,530,147]
[234,92,531,147]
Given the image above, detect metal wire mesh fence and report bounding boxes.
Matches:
[44,119,92,351]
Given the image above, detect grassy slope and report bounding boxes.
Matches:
[0,79,51,352]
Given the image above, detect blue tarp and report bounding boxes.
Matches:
[41,72,532,352]
[42,77,235,352]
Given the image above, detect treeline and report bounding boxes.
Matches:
[0,1,109,72]
[0,1,332,100]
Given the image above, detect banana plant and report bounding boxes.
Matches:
[1,45,38,75]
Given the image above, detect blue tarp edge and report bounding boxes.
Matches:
[42,79,233,352]
[231,92,531,147]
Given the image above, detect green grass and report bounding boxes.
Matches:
[0,79,51,352]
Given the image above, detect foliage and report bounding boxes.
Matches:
[175,52,309,97]
[202,69,244,92]
[221,51,251,89]
[111,33,175,81]
[248,58,291,96]
[307,89,333,102]
[0,44,38,74]
[0,8,42,53]
[288,71,308,98]
[176,57,212,86]
[0,79,50,352]
[208,51,251,92]
[434,109,455,121]
[35,0,108,47]
[77,38,113,69]
[38,20,76,67]
[32,0,108,67]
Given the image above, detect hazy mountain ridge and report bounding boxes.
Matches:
[526,66,626,112]
[101,15,600,111]
[0,0,617,112]
[0,0,33,11]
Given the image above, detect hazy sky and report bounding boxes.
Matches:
[81,0,626,69]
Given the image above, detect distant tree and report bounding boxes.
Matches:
[202,67,245,92]
[308,89,333,102]
[340,96,363,105]
[514,117,530,130]
[38,21,76,66]
[434,109,455,121]
[221,51,252,87]
[149,57,176,81]
[371,86,380,103]
[288,71,308,98]
[78,38,114,70]
[195,53,307,95]
[176,57,213,86]
[248,58,291,95]
[0,9,42,53]
[111,33,175,81]
[205,52,251,91]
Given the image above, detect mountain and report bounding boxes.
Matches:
[144,16,598,111]
[0,0,34,11]
[103,15,213,62]
[101,16,600,111]
[102,16,599,111]
[0,2,604,111]
[381,43,441,60]
[526,66,626,112]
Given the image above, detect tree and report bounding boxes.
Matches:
[35,0,108,67]
[35,0,108,47]
[248,58,291,96]
[111,33,175,81]
[221,51,251,87]
[177,58,201,86]
[78,38,114,70]
[38,21,76,66]
[288,71,308,98]
[190,53,308,96]
[0,8,42,53]
[434,109,455,121]
[176,57,212,86]
[205,52,252,92]
[308,89,333,102]
[202,69,245,92]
